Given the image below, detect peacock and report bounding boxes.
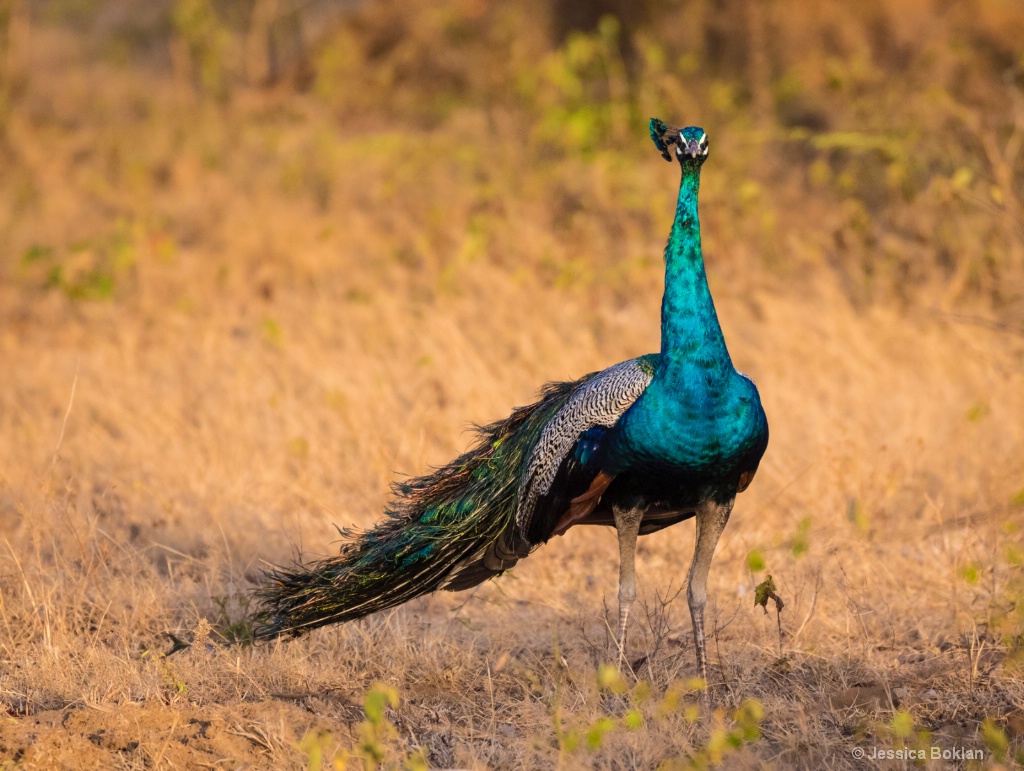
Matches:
[255,120,769,687]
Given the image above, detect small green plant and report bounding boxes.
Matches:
[890,709,914,738]
[551,663,761,764]
[980,718,1009,764]
[21,244,54,263]
[297,684,427,770]
[211,592,255,644]
[665,698,765,770]
[746,549,766,572]
[791,517,811,557]
[141,647,188,696]
[297,729,335,771]
[262,317,284,348]
[531,15,632,155]
[755,575,786,660]
[357,684,398,766]
[958,562,982,586]
[172,0,230,99]
[966,402,990,422]
[847,497,870,534]
[17,221,143,301]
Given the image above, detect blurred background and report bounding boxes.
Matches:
[1,1,1024,765]
[3,0,1023,316]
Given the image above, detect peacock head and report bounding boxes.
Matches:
[649,119,709,166]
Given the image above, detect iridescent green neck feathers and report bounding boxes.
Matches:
[648,120,730,378]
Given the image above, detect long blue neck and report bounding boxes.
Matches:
[659,164,731,379]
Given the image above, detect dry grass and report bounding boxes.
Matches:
[1,1,1024,768]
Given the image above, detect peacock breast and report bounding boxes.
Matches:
[610,369,767,479]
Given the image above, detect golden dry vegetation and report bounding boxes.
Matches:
[1,0,1024,767]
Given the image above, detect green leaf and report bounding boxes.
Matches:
[262,317,284,347]
[1006,545,1024,567]
[21,244,54,264]
[746,550,766,572]
[951,167,973,188]
[958,563,981,585]
[623,709,643,730]
[736,698,764,726]
[585,717,615,750]
[847,497,870,534]
[297,728,330,771]
[597,663,628,695]
[981,718,1009,761]
[404,751,429,771]
[966,403,989,421]
[363,683,398,724]
[656,686,680,718]
[683,677,706,693]
[561,729,580,753]
[792,517,811,557]
[891,709,914,738]
[754,575,776,610]
[632,680,652,703]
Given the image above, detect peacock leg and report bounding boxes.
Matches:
[612,505,644,665]
[687,499,733,698]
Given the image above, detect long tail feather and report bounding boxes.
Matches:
[253,377,587,639]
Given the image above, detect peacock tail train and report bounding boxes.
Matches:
[254,374,593,639]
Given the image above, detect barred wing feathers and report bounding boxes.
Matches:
[516,355,656,544]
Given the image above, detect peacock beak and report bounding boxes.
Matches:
[682,139,702,158]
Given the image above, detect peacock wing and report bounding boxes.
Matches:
[516,356,655,544]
